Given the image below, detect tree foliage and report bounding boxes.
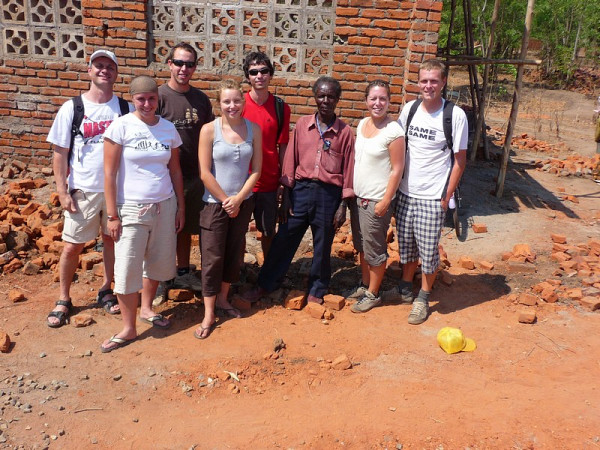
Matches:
[438,0,599,83]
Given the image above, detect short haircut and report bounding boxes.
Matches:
[419,59,447,78]
[217,79,244,102]
[167,42,197,64]
[242,51,274,78]
[365,79,390,98]
[312,76,342,98]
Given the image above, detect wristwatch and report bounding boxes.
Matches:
[107,215,120,221]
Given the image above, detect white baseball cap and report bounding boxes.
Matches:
[89,49,119,67]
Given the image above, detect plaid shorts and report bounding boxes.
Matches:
[395,192,445,274]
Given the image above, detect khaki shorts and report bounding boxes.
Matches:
[350,197,394,267]
[62,190,108,244]
[113,196,178,295]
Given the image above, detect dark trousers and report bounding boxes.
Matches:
[258,180,342,298]
[199,198,254,296]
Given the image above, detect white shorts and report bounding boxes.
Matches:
[113,196,178,295]
[62,190,108,244]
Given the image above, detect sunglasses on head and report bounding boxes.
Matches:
[171,59,196,68]
[248,68,270,76]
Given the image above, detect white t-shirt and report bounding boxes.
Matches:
[104,114,183,204]
[353,118,404,201]
[398,100,468,199]
[46,95,132,192]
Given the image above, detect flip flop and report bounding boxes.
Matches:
[139,314,171,329]
[97,289,120,315]
[216,306,242,318]
[193,322,216,340]
[101,335,136,353]
[47,299,73,328]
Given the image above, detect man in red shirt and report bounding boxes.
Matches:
[241,52,291,257]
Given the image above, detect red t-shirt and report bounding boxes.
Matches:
[242,92,291,192]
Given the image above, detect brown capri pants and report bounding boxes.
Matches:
[199,197,255,296]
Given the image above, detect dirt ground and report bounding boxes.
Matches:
[1,74,600,449]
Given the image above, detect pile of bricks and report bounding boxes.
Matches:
[0,175,100,277]
[533,154,600,180]
[510,234,600,323]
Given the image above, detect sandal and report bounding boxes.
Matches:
[47,300,72,328]
[139,314,171,329]
[97,289,120,315]
[216,306,242,318]
[101,335,137,353]
[193,322,216,340]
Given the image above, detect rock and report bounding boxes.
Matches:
[167,289,194,302]
[0,332,11,353]
[440,271,453,286]
[518,293,538,306]
[231,295,252,311]
[332,354,352,370]
[49,192,60,206]
[323,294,345,311]
[478,260,494,271]
[458,256,475,270]
[273,338,286,352]
[22,261,41,275]
[5,230,29,252]
[579,296,600,311]
[540,288,558,303]
[71,314,94,328]
[472,223,487,233]
[518,310,536,324]
[3,258,23,273]
[304,302,325,319]
[284,290,305,310]
[323,310,334,320]
[80,252,103,270]
[243,253,256,265]
[550,233,567,244]
[8,289,25,303]
[507,261,537,273]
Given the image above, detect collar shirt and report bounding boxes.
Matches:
[280,114,355,199]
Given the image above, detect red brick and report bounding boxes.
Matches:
[472,223,487,233]
[540,288,558,303]
[518,310,536,324]
[550,233,567,244]
[579,296,600,311]
[478,260,494,271]
[80,252,103,270]
[304,302,325,319]
[324,294,345,311]
[458,256,475,270]
[519,293,538,306]
[284,290,305,310]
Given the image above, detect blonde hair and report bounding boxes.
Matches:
[217,79,244,102]
[419,59,447,79]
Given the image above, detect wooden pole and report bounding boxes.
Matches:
[471,0,501,161]
[445,58,541,65]
[446,0,457,56]
[495,0,535,198]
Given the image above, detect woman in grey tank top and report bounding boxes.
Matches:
[194,80,263,339]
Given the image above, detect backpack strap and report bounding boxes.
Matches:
[404,98,423,149]
[117,96,129,116]
[69,95,85,163]
[442,100,455,154]
[274,95,284,141]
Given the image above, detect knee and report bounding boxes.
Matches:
[62,242,84,258]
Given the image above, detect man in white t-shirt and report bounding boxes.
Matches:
[46,49,131,328]
[384,59,468,325]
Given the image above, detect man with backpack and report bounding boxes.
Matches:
[46,49,131,327]
[383,59,468,325]
[242,52,291,258]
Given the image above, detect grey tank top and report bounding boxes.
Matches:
[203,118,254,203]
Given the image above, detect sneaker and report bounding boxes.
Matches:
[345,283,368,299]
[381,286,414,304]
[407,300,429,325]
[172,271,203,291]
[351,291,382,313]
[152,282,168,307]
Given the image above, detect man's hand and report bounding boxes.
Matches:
[332,201,347,231]
[58,192,78,213]
[277,187,293,224]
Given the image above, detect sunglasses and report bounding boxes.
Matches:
[171,59,196,68]
[248,68,270,76]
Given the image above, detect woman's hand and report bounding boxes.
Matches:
[222,195,241,218]
[107,218,122,242]
[374,199,390,217]
[175,205,185,233]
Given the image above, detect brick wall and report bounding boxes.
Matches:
[0,0,441,168]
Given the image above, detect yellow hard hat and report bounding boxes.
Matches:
[437,327,476,354]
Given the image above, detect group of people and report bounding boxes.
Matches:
[45,42,467,352]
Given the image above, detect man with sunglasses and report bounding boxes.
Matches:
[245,76,355,305]
[155,42,214,303]
[46,49,132,327]
[242,52,291,258]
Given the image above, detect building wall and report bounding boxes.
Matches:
[0,0,441,167]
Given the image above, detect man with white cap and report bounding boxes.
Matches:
[46,49,131,328]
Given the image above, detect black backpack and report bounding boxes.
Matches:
[274,95,285,141]
[69,95,129,163]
